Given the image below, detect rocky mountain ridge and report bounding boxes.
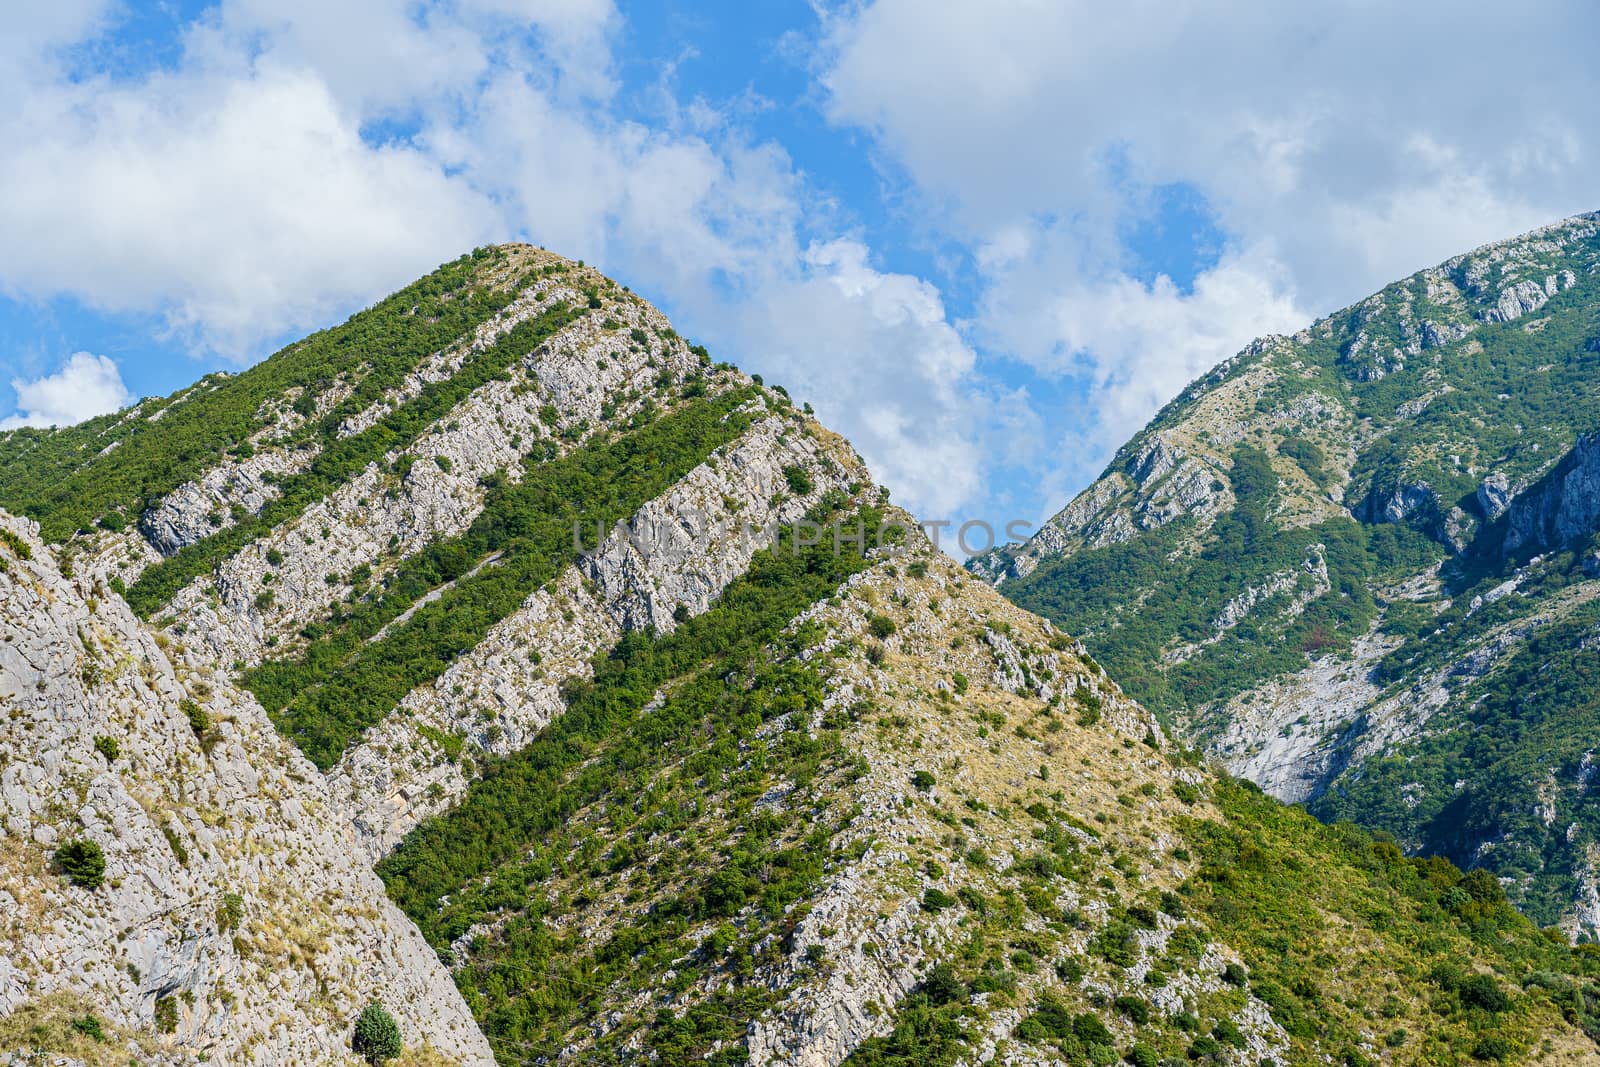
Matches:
[3,243,1600,1065]
[974,211,1600,936]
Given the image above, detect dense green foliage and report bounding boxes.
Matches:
[247,389,757,768]
[1188,777,1600,1062]
[352,1003,403,1065]
[833,765,1600,1067]
[379,498,885,1061]
[0,249,512,542]
[153,996,177,1034]
[1277,435,1330,488]
[54,839,105,889]
[125,300,584,616]
[842,986,971,1067]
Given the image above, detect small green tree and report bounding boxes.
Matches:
[154,995,178,1034]
[55,839,105,889]
[1458,973,1510,1013]
[216,892,244,933]
[920,962,965,1006]
[180,699,209,736]
[352,1002,403,1065]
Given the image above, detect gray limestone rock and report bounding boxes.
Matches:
[0,512,492,1066]
[327,411,866,858]
[1477,471,1515,520]
[1482,279,1552,323]
[1503,434,1600,556]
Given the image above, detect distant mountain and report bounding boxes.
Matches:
[3,245,1598,1065]
[973,212,1600,937]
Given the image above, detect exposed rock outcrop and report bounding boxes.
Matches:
[0,513,491,1065]
[1477,471,1515,520]
[328,411,865,857]
[1502,434,1600,556]
[1357,481,1437,526]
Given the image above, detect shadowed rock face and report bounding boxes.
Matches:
[1502,433,1600,557]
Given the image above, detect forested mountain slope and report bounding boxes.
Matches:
[4,245,1600,1066]
[972,212,1600,937]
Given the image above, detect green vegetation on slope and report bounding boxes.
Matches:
[993,226,1600,727]
[1344,286,1600,519]
[839,772,1600,1067]
[1316,547,1600,927]
[247,388,760,768]
[1187,777,1600,1064]
[0,248,514,542]
[125,300,585,616]
[379,497,887,1062]
[1004,443,1437,719]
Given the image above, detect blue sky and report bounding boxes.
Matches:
[3,1,1598,546]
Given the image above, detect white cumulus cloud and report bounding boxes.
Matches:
[0,62,500,356]
[977,233,1307,457]
[818,0,1600,494]
[2,353,131,430]
[728,239,984,518]
[0,3,999,521]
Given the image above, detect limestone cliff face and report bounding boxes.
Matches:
[0,513,491,1066]
[1502,433,1600,557]
[144,273,691,669]
[328,409,864,858]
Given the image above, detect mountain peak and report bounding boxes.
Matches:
[975,209,1600,943]
[4,242,1600,1065]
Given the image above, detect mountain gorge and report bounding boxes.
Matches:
[4,243,1600,1066]
[974,212,1600,938]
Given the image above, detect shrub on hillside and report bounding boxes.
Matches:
[352,1003,402,1064]
[181,699,208,736]
[55,839,105,889]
